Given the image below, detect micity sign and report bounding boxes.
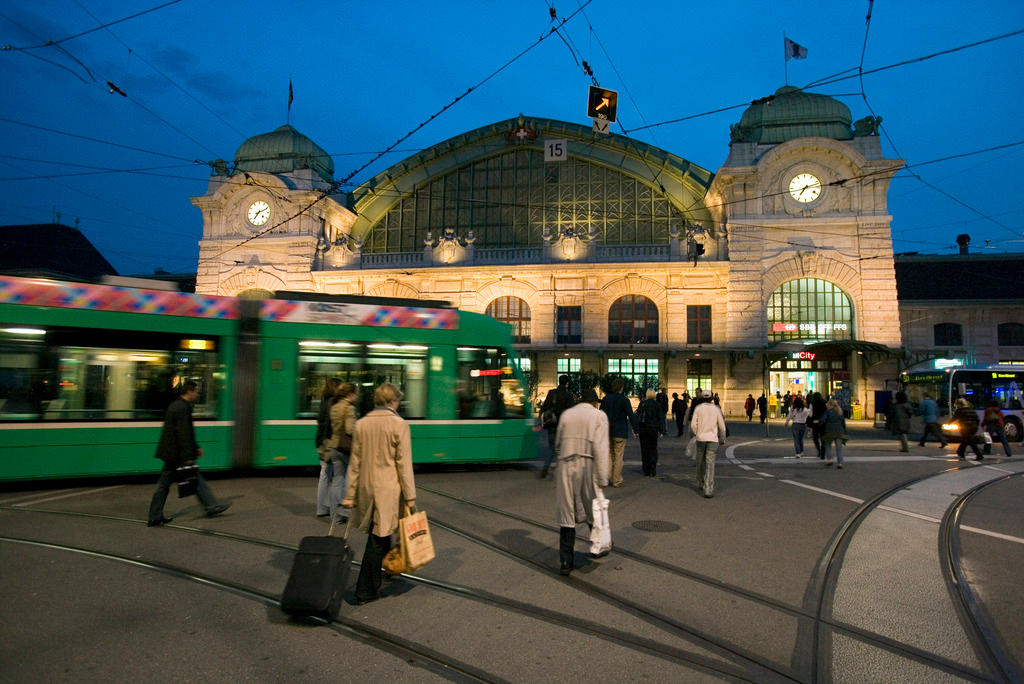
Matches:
[587,85,618,123]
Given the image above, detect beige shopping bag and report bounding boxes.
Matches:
[399,506,435,571]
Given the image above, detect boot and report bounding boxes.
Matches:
[559,526,575,575]
[539,465,549,479]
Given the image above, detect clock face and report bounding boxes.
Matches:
[247,200,270,226]
[789,173,822,203]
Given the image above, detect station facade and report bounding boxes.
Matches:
[191,87,906,417]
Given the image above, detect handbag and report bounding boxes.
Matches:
[336,430,352,455]
[589,490,611,557]
[382,547,405,576]
[398,504,435,572]
[176,465,198,498]
[685,436,697,460]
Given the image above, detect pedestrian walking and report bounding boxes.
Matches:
[952,398,984,461]
[915,394,947,447]
[983,399,1012,457]
[539,375,575,479]
[821,399,849,468]
[671,392,686,437]
[782,391,792,417]
[785,396,811,458]
[756,392,768,424]
[555,388,610,575]
[599,378,638,487]
[809,392,828,458]
[656,387,669,418]
[341,383,417,605]
[744,394,755,421]
[690,390,726,498]
[315,378,343,518]
[147,381,230,526]
[324,382,358,523]
[887,391,913,452]
[636,389,667,476]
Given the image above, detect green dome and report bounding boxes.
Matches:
[234,124,334,181]
[730,86,853,144]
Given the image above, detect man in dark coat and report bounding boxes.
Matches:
[671,392,686,437]
[147,381,230,526]
[599,378,638,487]
[539,375,575,479]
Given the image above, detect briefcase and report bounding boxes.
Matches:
[175,465,199,498]
[281,520,352,620]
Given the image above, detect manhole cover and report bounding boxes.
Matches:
[631,520,680,532]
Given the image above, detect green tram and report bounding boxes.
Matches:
[0,275,535,481]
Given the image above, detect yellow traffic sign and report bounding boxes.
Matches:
[587,85,618,123]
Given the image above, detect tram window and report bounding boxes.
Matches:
[297,341,428,419]
[456,346,525,418]
[0,325,219,421]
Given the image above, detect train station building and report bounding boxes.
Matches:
[186,87,996,417]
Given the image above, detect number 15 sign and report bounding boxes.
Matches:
[544,139,568,162]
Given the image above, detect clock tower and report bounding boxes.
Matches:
[191,124,354,296]
[707,86,903,402]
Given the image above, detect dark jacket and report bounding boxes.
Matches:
[810,396,828,431]
[600,392,638,439]
[636,398,667,435]
[756,395,768,415]
[671,397,685,417]
[888,401,912,434]
[953,405,980,437]
[315,396,335,447]
[656,391,669,416]
[541,386,574,429]
[821,408,847,442]
[154,397,198,468]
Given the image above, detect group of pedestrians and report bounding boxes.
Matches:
[784,392,848,467]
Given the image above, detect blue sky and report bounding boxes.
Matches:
[1,1,1021,274]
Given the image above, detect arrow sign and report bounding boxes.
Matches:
[587,85,618,123]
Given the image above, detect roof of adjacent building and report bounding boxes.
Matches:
[894,254,1024,300]
[234,124,334,182]
[0,223,118,281]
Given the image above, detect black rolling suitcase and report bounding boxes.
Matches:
[281,520,352,620]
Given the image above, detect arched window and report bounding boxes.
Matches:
[767,278,853,341]
[608,295,658,344]
[998,323,1024,346]
[486,296,531,343]
[933,323,962,347]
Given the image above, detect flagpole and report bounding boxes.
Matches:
[783,32,788,85]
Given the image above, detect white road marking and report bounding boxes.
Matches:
[10,485,124,507]
[777,480,865,503]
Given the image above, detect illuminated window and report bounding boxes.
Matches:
[933,323,962,347]
[556,357,581,374]
[687,305,711,344]
[685,359,712,394]
[767,279,853,341]
[608,295,658,344]
[486,296,531,344]
[607,357,658,398]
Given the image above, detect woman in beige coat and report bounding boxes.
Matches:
[341,383,417,604]
[323,382,358,523]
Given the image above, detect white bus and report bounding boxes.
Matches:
[900,364,1024,442]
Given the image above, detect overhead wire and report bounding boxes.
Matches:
[852,3,1019,239]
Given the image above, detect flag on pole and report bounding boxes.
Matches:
[784,37,808,60]
[288,80,294,111]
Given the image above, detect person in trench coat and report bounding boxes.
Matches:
[555,387,610,576]
[341,383,416,604]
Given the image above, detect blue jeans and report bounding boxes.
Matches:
[791,424,806,455]
[148,465,218,523]
[987,426,1012,456]
[327,449,347,520]
[824,439,845,464]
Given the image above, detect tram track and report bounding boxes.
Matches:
[0,534,501,684]
[940,471,1024,682]
[417,467,1011,683]
[0,505,759,681]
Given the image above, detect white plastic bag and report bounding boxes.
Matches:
[685,436,697,461]
[590,489,611,557]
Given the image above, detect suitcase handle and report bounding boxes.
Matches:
[327,515,352,540]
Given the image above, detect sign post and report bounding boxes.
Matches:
[587,85,618,135]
